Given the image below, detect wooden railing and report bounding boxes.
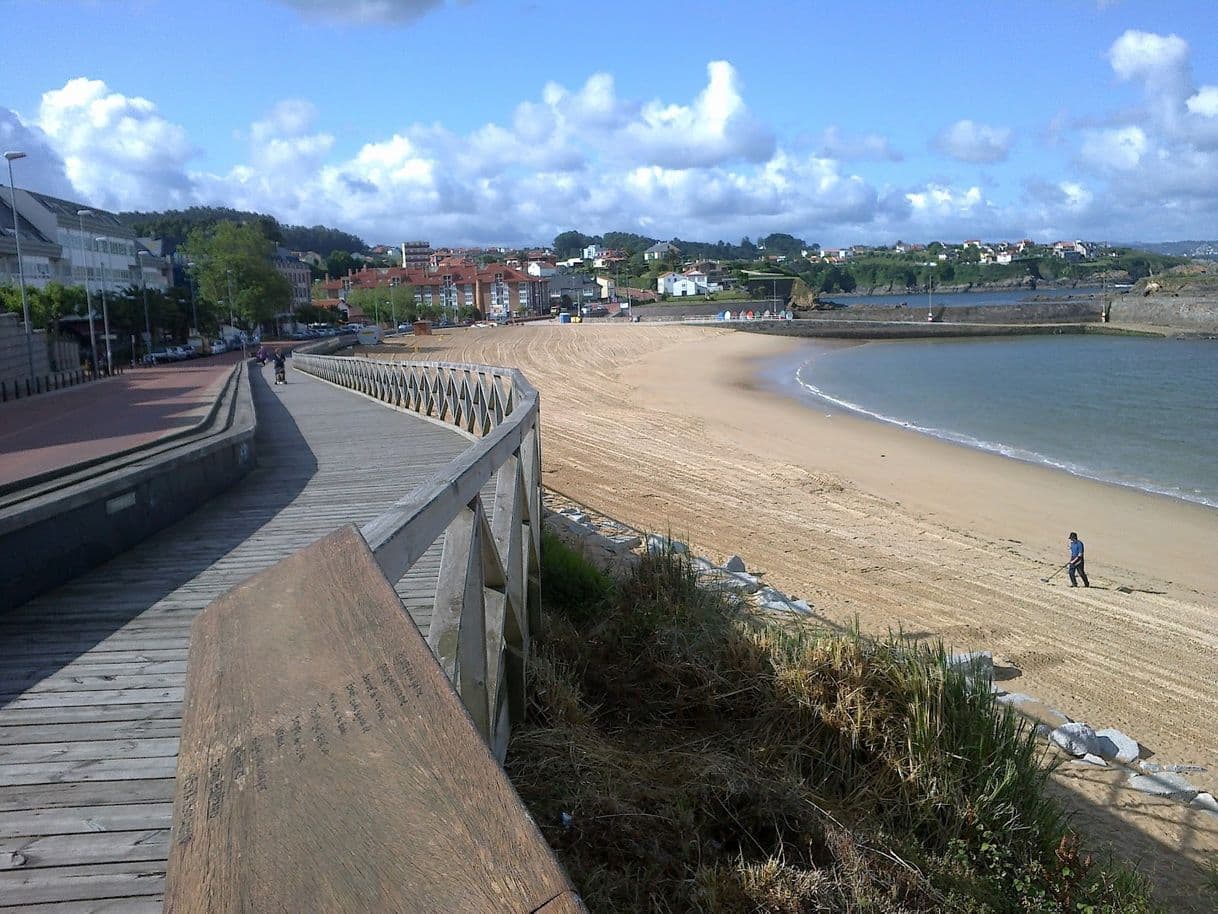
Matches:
[292,350,542,762]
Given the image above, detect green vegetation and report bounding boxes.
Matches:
[507,533,1161,913]
[181,221,293,330]
[0,280,201,362]
[120,205,368,257]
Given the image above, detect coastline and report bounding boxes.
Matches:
[380,323,1218,907]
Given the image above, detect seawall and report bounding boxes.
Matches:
[0,363,258,612]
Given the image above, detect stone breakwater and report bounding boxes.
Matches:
[542,491,1218,825]
[1109,295,1218,332]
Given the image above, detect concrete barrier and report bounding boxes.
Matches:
[0,363,258,613]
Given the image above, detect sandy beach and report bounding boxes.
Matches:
[378,322,1217,906]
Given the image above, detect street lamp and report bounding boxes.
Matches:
[94,237,113,369]
[136,250,152,358]
[225,268,235,329]
[185,261,199,332]
[77,210,100,375]
[4,150,35,380]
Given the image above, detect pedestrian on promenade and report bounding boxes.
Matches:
[1067,532,1089,588]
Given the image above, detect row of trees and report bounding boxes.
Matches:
[1,280,200,364]
[121,206,368,258]
[343,285,480,325]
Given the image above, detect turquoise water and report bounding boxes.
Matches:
[771,335,1218,508]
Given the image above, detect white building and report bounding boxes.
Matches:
[0,189,169,294]
[657,272,700,296]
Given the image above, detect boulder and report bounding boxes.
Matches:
[723,555,747,573]
[645,534,688,556]
[1050,722,1101,758]
[1126,771,1198,801]
[1071,754,1108,767]
[1191,793,1218,815]
[946,651,994,687]
[1094,728,1140,764]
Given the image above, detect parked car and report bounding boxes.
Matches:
[210,339,228,354]
[397,322,414,333]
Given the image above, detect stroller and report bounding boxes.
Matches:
[272,350,287,385]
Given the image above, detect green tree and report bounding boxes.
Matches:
[181,221,292,332]
[326,250,356,278]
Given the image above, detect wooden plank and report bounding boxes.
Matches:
[0,756,178,786]
[166,525,575,913]
[0,702,183,727]
[0,860,164,906]
[7,896,163,913]
[0,737,179,765]
[0,780,173,814]
[0,828,169,868]
[0,720,182,747]
[0,803,174,839]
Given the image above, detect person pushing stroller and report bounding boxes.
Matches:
[272,348,287,385]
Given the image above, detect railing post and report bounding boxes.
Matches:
[428,500,491,742]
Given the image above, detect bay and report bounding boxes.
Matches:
[769,335,1218,508]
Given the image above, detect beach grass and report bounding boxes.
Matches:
[505,532,1161,912]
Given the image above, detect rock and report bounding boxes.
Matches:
[1094,728,1140,764]
[1126,772,1199,801]
[946,651,993,687]
[1072,754,1108,767]
[612,535,642,550]
[564,511,589,524]
[645,534,688,556]
[1191,793,1218,815]
[723,555,747,573]
[755,587,812,615]
[1140,761,1206,774]
[1050,722,1101,758]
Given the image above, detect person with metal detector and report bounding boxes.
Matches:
[1067,532,1089,588]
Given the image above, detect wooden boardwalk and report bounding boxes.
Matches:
[0,364,477,911]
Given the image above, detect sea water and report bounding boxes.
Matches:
[771,335,1218,508]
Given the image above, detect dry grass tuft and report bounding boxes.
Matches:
[506,534,1161,913]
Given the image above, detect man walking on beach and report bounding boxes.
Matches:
[1067,532,1089,588]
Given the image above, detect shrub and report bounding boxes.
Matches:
[507,545,1160,913]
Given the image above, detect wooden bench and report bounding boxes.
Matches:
[166,524,582,913]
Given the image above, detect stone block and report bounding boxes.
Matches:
[1050,722,1100,758]
[1126,771,1199,801]
[1094,728,1140,764]
[723,555,746,573]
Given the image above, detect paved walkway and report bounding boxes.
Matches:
[0,354,245,489]
[0,363,476,910]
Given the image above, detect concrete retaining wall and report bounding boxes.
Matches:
[736,319,1091,341]
[0,364,258,612]
[1109,296,1218,332]
[631,299,1102,325]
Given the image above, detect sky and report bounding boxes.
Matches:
[2,0,1218,249]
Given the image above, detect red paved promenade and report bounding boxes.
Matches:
[0,353,244,489]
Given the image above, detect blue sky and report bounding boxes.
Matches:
[3,0,1218,248]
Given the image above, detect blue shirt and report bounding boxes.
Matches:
[1070,539,1084,561]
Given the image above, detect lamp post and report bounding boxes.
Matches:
[186,261,199,332]
[136,250,152,359]
[4,150,35,381]
[77,210,99,375]
[93,237,115,370]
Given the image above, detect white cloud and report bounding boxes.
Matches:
[1108,30,1189,86]
[37,78,195,209]
[817,126,902,162]
[622,61,774,168]
[933,120,1013,164]
[273,0,451,24]
[1079,125,1147,171]
[1186,86,1218,118]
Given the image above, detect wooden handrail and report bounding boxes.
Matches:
[166,526,579,913]
[292,351,541,761]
